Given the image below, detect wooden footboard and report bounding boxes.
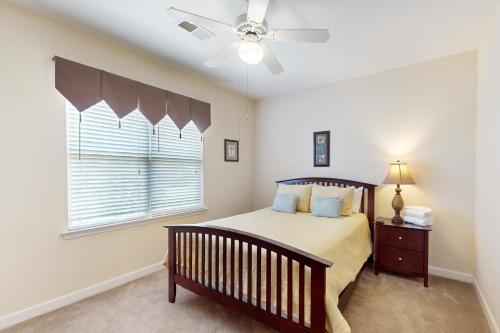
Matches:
[164,224,333,333]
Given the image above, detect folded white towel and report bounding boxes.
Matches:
[405,206,433,214]
[404,215,433,226]
[404,209,432,219]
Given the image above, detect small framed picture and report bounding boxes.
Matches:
[314,131,330,167]
[224,139,239,162]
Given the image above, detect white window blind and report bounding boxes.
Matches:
[67,101,203,230]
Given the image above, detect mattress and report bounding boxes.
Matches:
[168,207,372,333]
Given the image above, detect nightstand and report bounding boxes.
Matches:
[374,217,432,287]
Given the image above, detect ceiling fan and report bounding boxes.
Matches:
[167,0,330,75]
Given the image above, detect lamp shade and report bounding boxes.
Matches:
[383,161,415,185]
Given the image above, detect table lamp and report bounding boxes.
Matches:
[383,160,415,223]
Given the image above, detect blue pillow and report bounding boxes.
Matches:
[312,197,343,218]
[272,194,299,214]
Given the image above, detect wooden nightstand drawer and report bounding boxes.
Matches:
[379,226,424,252]
[378,246,423,274]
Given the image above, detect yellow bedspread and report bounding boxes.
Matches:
[166,207,372,333]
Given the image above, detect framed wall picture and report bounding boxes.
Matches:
[224,139,239,162]
[313,131,330,167]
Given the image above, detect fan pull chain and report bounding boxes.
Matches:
[157,125,160,152]
[118,119,121,129]
[78,112,82,160]
[152,126,155,135]
[179,131,182,139]
[246,61,250,122]
[201,134,203,142]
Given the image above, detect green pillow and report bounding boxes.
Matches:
[312,197,343,218]
[272,194,299,214]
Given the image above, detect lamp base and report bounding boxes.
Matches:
[392,214,404,224]
[391,185,405,224]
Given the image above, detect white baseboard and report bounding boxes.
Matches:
[428,265,473,283]
[0,262,164,331]
[473,277,500,333]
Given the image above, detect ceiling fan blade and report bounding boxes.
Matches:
[167,7,233,33]
[271,29,330,43]
[247,0,270,23]
[205,42,241,68]
[262,45,283,75]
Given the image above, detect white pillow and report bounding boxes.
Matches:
[276,184,312,213]
[351,187,363,214]
[310,184,355,216]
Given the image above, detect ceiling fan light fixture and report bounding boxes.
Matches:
[238,41,264,65]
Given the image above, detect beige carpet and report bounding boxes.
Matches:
[3,265,490,333]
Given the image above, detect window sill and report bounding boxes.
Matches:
[62,207,208,240]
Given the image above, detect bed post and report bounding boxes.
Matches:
[168,227,176,303]
[310,263,326,333]
[367,186,375,236]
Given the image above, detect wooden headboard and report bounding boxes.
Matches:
[276,177,377,234]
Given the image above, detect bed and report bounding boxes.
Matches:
[164,177,376,333]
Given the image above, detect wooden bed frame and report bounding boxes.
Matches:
[164,177,376,333]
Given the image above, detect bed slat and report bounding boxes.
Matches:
[230,238,235,297]
[238,241,243,301]
[183,232,187,277]
[177,233,181,276]
[223,237,227,295]
[276,254,282,317]
[189,233,193,280]
[201,233,206,286]
[208,234,212,289]
[195,233,199,283]
[266,249,271,312]
[215,236,220,292]
[256,246,262,308]
[299,263,305,326]
[247,243,252,304]
[287,258,293,321]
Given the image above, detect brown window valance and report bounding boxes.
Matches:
[190,98,211,133]
[54,56,211,132]
[139,83,167,126]
[55,57,102,112]
[167,91,191,131]
[101,72,139,119]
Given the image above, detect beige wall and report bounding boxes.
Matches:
[253,52,477,274]
[476,3,500,328]
[1,0,495,325]
[0,3,253,317]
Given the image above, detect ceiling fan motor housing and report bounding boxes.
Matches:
[235,14,268,41]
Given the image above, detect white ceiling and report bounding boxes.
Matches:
[10,0,498,99]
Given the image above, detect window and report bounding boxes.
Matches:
[67,101,203,230]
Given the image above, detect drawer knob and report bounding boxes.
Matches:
[398,236,403,240]
[398,257,403,261]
